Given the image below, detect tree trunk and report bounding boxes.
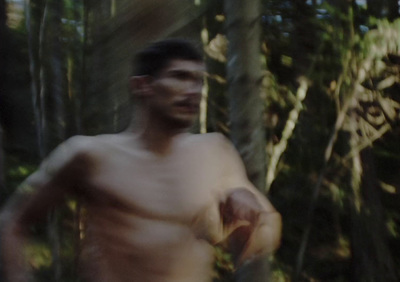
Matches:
[65,0,84,138]
[224,0,266,191]
[27,0,67,280]
[39,0,67,154]
[43,0,67,280]
[0,126,4,196]
[0,0,5,94]
[26,0,44,157]
[69,1,87,278]
[0,0,5,192]
[224,0,268,281]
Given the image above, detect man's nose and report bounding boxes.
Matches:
[188,77,203,89]
[184,89,202,104]
[185,79,203,96]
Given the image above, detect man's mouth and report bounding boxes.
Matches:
[174,101,200,114]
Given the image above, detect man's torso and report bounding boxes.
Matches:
[71,133,225,282]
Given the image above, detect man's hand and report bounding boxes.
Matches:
[219,188,281,267]
[220,188,262,226]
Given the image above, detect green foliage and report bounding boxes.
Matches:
[213,246,235,282]
[26,241,53,269]
[1,155,38,205]
[256,1,400,281]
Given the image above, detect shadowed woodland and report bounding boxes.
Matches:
[1,0,400,281]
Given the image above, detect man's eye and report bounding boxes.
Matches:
[172,71,190,79]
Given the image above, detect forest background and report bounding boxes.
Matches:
[1,0,400,281]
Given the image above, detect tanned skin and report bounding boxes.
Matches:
[0,58,281,282]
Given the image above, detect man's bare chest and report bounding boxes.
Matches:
[85,146,220,222]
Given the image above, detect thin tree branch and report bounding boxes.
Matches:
[265,78,309,192]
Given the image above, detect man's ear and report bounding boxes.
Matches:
[129,75,153,98]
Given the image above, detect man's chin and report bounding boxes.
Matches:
[170,115,197,130]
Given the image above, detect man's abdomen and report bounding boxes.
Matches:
[79,209,215,282]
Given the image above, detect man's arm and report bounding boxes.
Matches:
[215,134,282,267]
[220,188,281,266]
[0,173,61,281]
[0,137,92,281]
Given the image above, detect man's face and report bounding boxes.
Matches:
[147,59,205,128]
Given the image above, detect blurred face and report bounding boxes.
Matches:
[147,59,205,129]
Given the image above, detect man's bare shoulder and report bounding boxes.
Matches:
[187,133,241,163]
[43,135,95,169]
[59,133,125,151]
[51,133,128,155]
[188,132,224,141]
[186,132,231,149]
[40,133,127,177]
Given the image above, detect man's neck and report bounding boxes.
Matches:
[129,112,188,156]
[140,124,185,156]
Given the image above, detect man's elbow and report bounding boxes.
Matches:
[268,211,282,252]
[258,211,282,254]
[235,212,281,266]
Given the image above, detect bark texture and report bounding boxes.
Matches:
[224,0,266,191]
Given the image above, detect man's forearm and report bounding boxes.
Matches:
[236,211,281,266]
[220,188,282,267]
[226,211,281,268]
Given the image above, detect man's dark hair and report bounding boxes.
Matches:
[133,38,203,77]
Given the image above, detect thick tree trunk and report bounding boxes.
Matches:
[224,0,266,191]
[42,1,67,280]
[27,0,67,280]
[224,0,268,281]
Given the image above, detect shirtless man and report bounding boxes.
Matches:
[0,39,281,282]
